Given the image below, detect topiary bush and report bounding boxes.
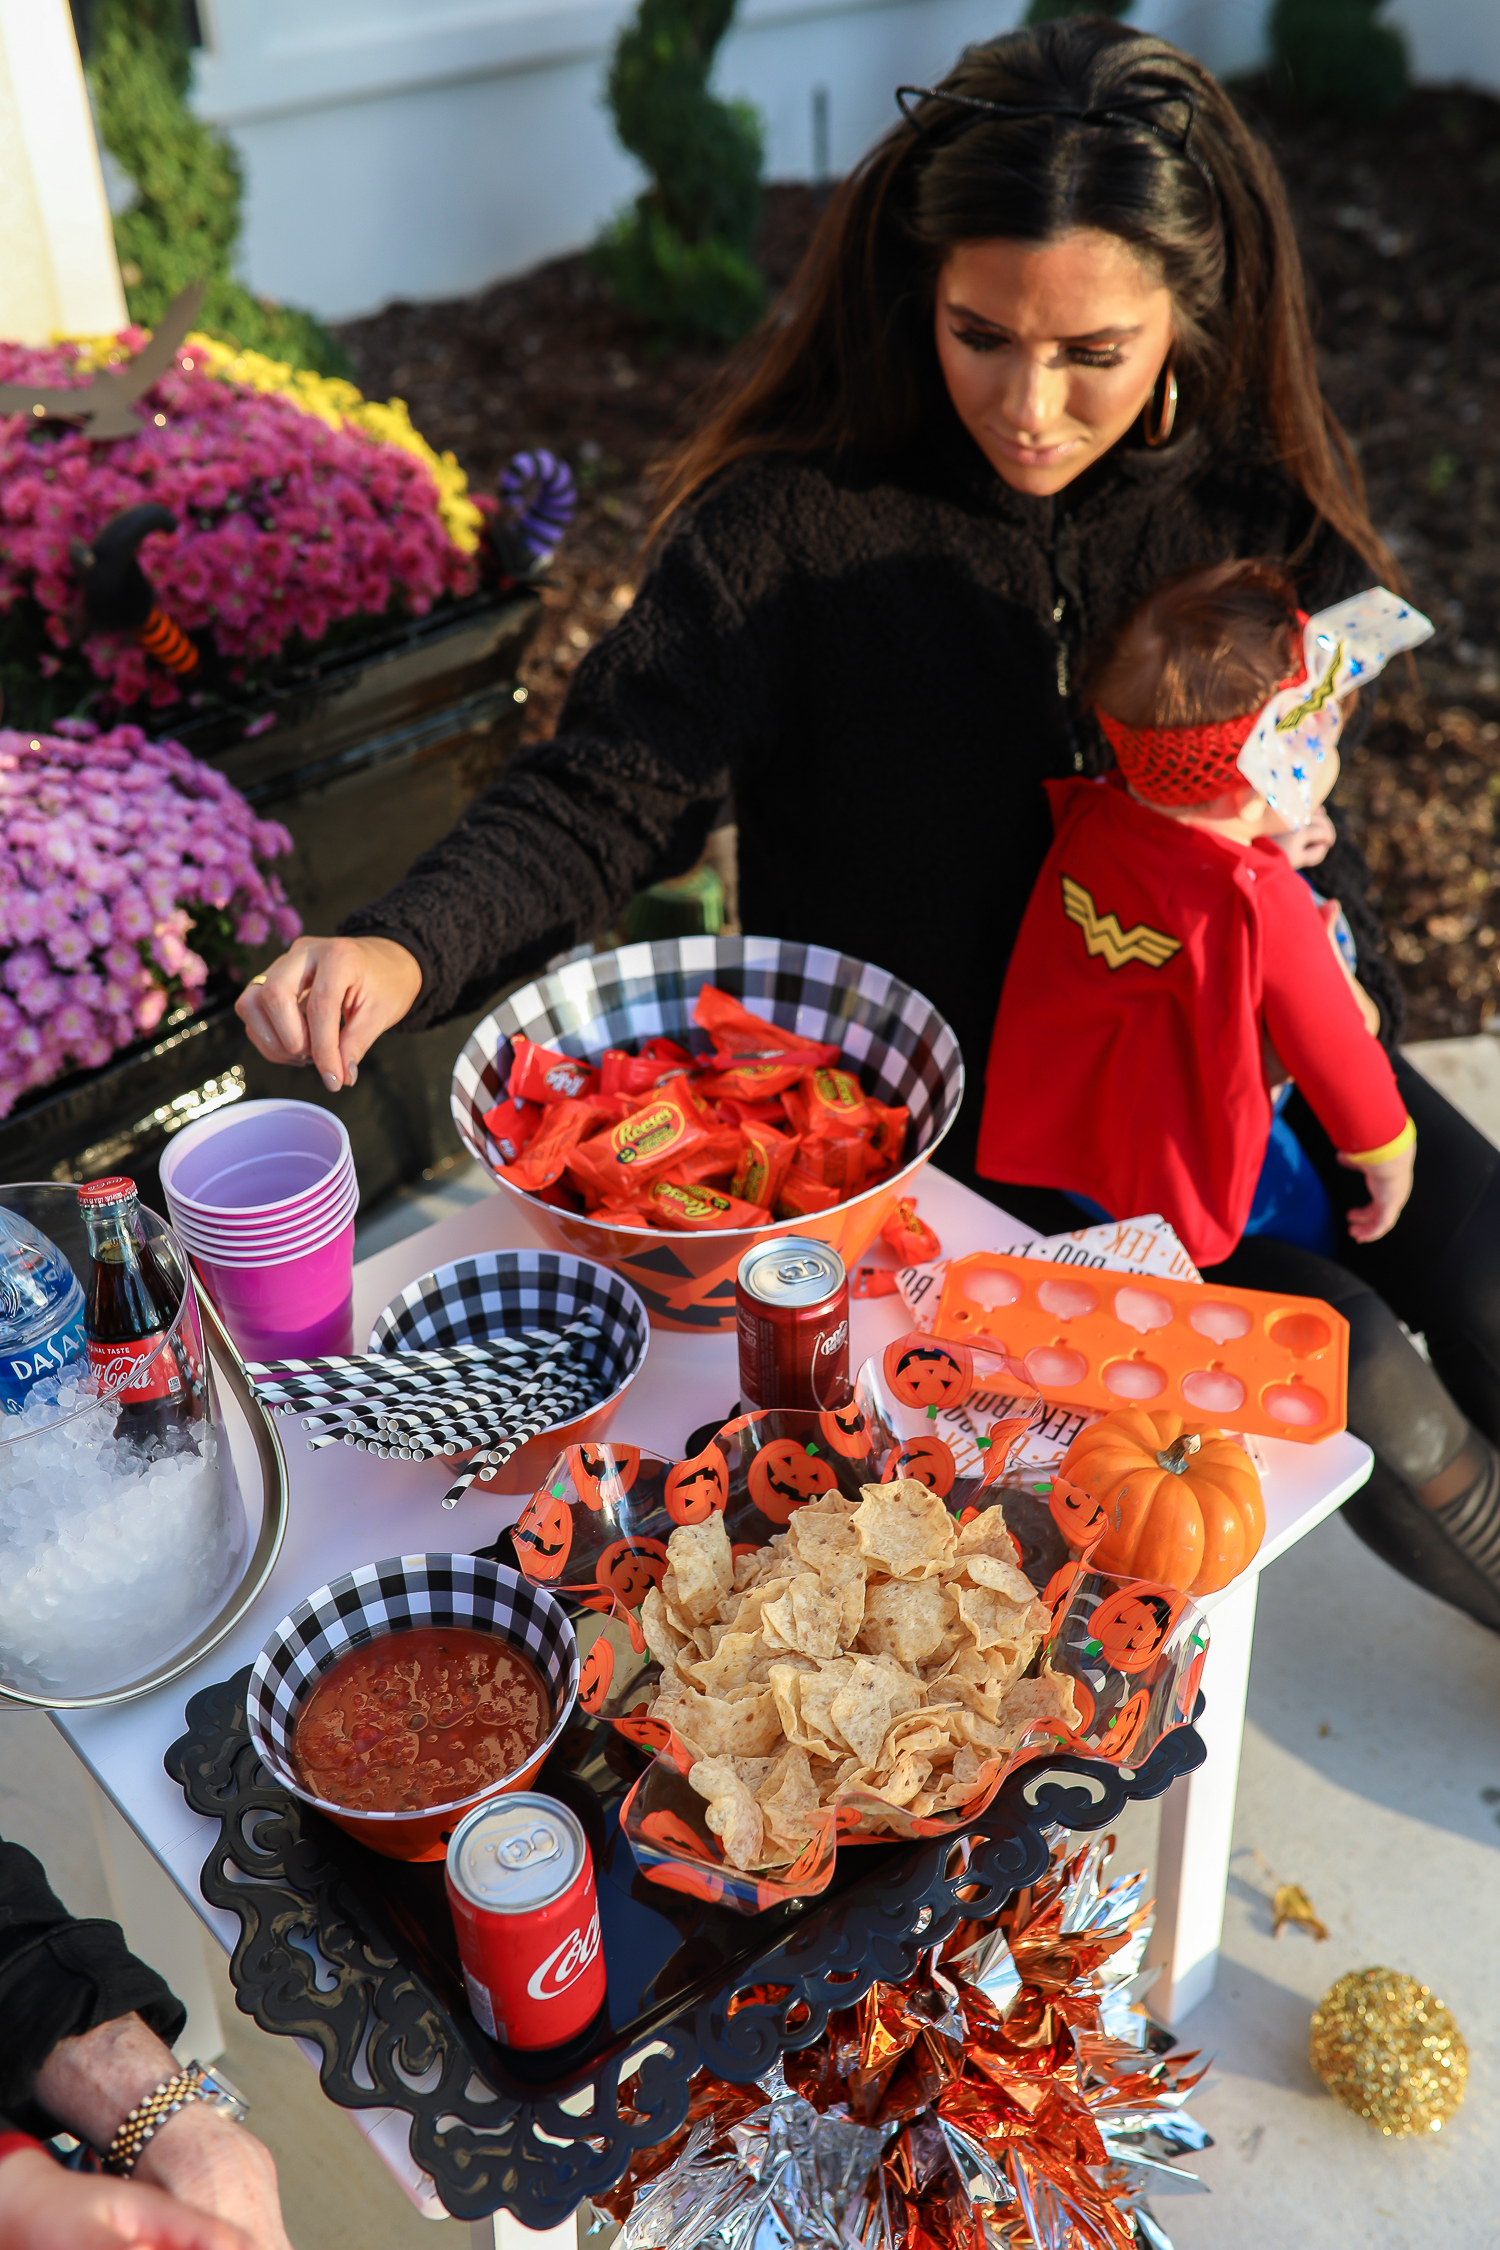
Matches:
[1268,0,1410,118]
[83,0,348,375]
[595,0,766,343]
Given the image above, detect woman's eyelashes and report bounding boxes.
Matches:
[947,325,1126,369]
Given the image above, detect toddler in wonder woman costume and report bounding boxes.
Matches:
[976,560,1433,1269]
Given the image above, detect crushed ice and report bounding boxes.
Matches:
[0,1370,245,1696]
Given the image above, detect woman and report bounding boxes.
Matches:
[239,19,1500,1633]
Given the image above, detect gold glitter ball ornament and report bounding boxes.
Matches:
[1309,1968,1468,2137]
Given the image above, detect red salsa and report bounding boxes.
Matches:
[292,1626,551,1814]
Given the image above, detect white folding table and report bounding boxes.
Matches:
[45,1163,1371,2231]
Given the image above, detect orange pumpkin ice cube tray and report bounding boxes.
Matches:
[931,1252,1348,1443]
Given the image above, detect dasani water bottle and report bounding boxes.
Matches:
[0,1206,88,1415]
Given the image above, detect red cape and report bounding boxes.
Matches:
[975,778,1407,1266]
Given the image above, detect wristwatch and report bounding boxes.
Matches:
[101,2061,250,2177]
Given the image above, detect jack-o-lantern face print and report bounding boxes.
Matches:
[1043,1558,1083,1618]
[882,1434,957,1498]
[819,1399,870,1459]
[1048,1473,1107,1547]
[574,1443,641,1510]
[1085,1583,1183,1674]
[638,1808,715,1861]
[613,1708,671,1753]
[883,1337,973,1410]
[748,1438,837,1523]
[664,1442,729,1525]
[578,1633,616,1713]
[1093,1685,1151,1764]
[513,1486,573,1580]
[596,1537,667,1609]
[978,1414,1034,1487]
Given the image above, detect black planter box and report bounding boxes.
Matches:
[0,591,541,1208]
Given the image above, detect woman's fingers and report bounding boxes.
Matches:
[235,937,422,1086]
[0,2146,255,2250]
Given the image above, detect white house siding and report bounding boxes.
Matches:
[188,0,1497,324]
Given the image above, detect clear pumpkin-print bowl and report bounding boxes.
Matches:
[450,936,964,1332]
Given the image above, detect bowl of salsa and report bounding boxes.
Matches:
[247,1554,580,1860]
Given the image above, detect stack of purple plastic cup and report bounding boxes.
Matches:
[159,1099,358,1360]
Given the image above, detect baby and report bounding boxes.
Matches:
[975,559,1432,1269]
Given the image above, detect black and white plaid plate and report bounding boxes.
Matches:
[367,1251,649,1408]
[247,1555,579,1826]
[451,935,964,1184]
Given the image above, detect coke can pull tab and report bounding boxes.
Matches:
[497,1823,562,1872]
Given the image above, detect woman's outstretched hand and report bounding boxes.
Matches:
[235,936,422,1090]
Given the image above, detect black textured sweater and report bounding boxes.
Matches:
[343,407,1398,1174]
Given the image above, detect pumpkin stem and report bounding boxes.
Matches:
[1156,1433,1203,1476]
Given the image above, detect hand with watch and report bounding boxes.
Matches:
[26,2014,295,2250]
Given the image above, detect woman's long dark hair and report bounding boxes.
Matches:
[653,18,1390,578]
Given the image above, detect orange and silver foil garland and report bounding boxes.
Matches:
[601,1836,1210,2250]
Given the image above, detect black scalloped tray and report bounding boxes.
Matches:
[165,1659,1204,2225]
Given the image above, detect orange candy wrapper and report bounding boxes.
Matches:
[486,983,914,1234]
[595,1832,1209,2249]
[882,1197,943,1264]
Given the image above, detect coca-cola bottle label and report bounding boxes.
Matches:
[88,1333,183,1402]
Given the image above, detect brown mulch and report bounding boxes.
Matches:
[334,91,1500,1037]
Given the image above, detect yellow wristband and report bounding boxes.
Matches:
[1339,1115,1416,1168]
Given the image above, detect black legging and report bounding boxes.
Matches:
[964,1054,1500,1634]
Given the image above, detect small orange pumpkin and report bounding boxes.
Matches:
[1058,1407,1264,1595]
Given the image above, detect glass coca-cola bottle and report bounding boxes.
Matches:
[77,1176,191,1446]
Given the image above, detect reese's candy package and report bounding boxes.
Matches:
[638,1176,773,1231]
[881,1196,940,1263]
[776,1166,841,1219]
[497,1097,610,1192]
[701,1056,811,1101]
[508,1035,599,1106]
[730,1119,797,1211]
[565,1089,710,1205]
[715,1095,792,1127]
[693,984,839,1065]
[782,1066,873,1141]
[866,1099,911,1175]
[481,1093,542,1167]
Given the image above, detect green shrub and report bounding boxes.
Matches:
[1268,0,1409,117]
[85,0,348,374]
[596,0,765,343]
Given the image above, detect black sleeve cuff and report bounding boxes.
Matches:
[0,1841,185,2139]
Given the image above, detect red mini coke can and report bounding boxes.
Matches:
[444,1796,605,2049]
[736,1235,850,1411]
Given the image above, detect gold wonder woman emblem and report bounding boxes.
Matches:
[1061,876,1182,972]
[1275,639,1345,732]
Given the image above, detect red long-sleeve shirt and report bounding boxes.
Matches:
[975,777,1409,1266]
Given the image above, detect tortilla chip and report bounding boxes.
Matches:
[640,1585,690,1672]
[955,1584,1049,1655]
[830,1654,923,1766]
[665,1510,734,1624]
[679,1628,775,1697]
[854,1481,958,1577]
[954,1549,1050,1621]
[998,1667,1082,1741]
[656,1682,784,1759]
[688,1757,765,1869]
[858,1578,956,1667]
[787,1508,861,1572]
[955,1504,1023,1566]
[758,1746,823,1858]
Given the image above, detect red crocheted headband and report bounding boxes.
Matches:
[1096,612,1310,808]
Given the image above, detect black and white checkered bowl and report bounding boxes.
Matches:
[247,1554,579,1861]
[368,1250,650,1494]
[451,936,964,1331]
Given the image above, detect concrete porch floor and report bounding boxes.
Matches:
[3,1036,1498,2247]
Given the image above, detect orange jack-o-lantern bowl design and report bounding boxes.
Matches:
[882,1338,973,1410]
[747,1438,838,1523]
[819,1399,871,1459]
[664,1442,730,1524]
[578,1634,616,1713]
[1048,1472,1107,1547]
[1084,1583,1184,1674]
[513,1487,573,1581]
[595,1537,667,1609]
[574,1443,641,1509]
[882,1433,957,1498]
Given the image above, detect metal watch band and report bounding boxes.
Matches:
[101,2061,249,2177]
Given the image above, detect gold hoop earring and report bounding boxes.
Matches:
[1144,361,1178,448]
